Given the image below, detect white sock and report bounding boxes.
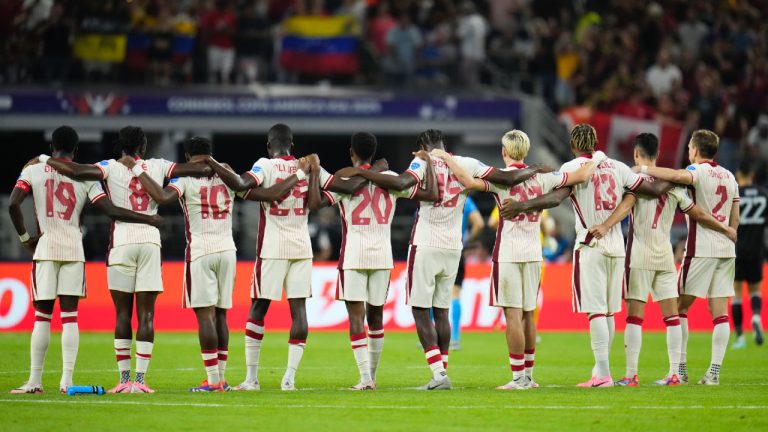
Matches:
[217,348,228,383]
[607,314,616,350]
[244,320,264,383]
[368,328,384,381]
[710,315,730,375]
[201,349,220,385]
[350,333,372,383]
[425,346,447,380]
[509,353,525,381]
[624,316,643,377]
[29,311,52,385]
[60,309,79,388]
[680,314,689,377]
[589,314,610,378]
[524,349,535,380]
[285,339,306,381]
[135,340,153,384]
[664,315,682,377]
[114,338,132,383]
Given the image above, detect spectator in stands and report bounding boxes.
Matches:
[368,2,396,56]
[236,0,271,84]
[149,4,175,85]
[554,31,579,108]
[645,50,682,97]
[456,1,488,88]
[420,8,456,86]
[382,12,422,87]
[200,0,237,84]
[38,2,72,85]
[677,7,709,58]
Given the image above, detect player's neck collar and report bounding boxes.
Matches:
[275,155,296,161]
[359,163,372,169]
[699,159,717,166]
[507,162,527,168]
[578,152,594,159]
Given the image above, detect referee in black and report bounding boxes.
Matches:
[732,160,767,349]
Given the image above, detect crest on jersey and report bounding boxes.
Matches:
[251,166,262,173]
[99,160,109,166]
[169,178,179,184]
[410,162,422,170]
[687,165,696,171]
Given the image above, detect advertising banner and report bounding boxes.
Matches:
[2,262,763,332]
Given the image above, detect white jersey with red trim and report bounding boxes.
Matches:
[16,161,107,262]
[485,166,568,262]
[683,161,739,258]
[168,174,236,262]
[95,158,176,249]
[626,181,693,271]
[324,169,417,270]
[410,155,494,250]
[246,156,333,259]
[561,155,643,257]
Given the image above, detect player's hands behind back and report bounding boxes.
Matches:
[21,235,39,254]
[149,214,164,228]
[725,226,737,243]
[499,198,523,219]
[588,223,609,240]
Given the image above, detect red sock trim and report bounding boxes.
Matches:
[713,315,729,325]
[203,358,218,367]
[288,339,306,345]
[588,314,606,321]
[245,329,264,340]
[61,316,78,324]
[441,350,449,355]
[511,364,525,371]
[509,353,525,360]
[34,315,51,322]
[116,355,131,361]
[218,353,228,361]
[664,315,680,326]
[368,332,384,339]
[136,352,151,359]
[524,348,535,355]
[525,361,534,367]
[679,313,688,319]
[350,332,366,342]
[626,316,644,326]
[247,319,264,326]
[426,354,442,365]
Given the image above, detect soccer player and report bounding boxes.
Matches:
[9,126,163,394]
[306,132,438,390]
[500,124,671,387]
[337,129,549,390]
[587,133,736,386]
[432,130,602,389]
[45,126,211,393]
[449,196,485,351]
[623,130,740,385]
[731,160,767,348]
[207,123,372,391]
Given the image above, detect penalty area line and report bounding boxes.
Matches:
[0,399,766,410]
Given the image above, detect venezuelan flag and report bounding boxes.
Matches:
[279,16,359,75]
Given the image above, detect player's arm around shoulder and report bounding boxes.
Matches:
[207,157,261,192]
[307,156,337,210]
[561,151,606,186]
[430,149,487,192]
[411,151,440,201]
[44,155,105,181]
[643,164,695,186]
[92,193,164,228]
[123,157,180,205]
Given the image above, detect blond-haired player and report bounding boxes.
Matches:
[639,130,740,385]
[501,124,671,387]
[432,129,601,389]
[9,126,163,394]
[588,133,735,386]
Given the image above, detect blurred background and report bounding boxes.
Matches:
[0,0,766,265]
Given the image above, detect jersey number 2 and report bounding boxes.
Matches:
[351,187,393,225]
[269,179,308,216]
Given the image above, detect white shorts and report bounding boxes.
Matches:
[107,243,163,293]
[208,46,235,74]
[183,251,237,309]
[405,245,461,309]
[251,258,312,300]
[491,261,541,311]
[624,268,678,302]
[31,261,85,301]
[337,269,390,306]
[572,247,623,314]
[678,257,735,299]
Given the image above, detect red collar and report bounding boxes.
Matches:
[700,160,717,167]
[276,155,296,161]
[579,152,594,159]
[133,155,142,161]
[52,156,73,162]
[359,164,371,169]
[507,162,528,169]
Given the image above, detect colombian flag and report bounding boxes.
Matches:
[279,15,359,75]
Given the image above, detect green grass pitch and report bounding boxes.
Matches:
[0,331,766,431]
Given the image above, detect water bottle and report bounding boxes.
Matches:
[67,385,105,396]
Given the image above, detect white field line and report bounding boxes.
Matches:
[0,399,766,410]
